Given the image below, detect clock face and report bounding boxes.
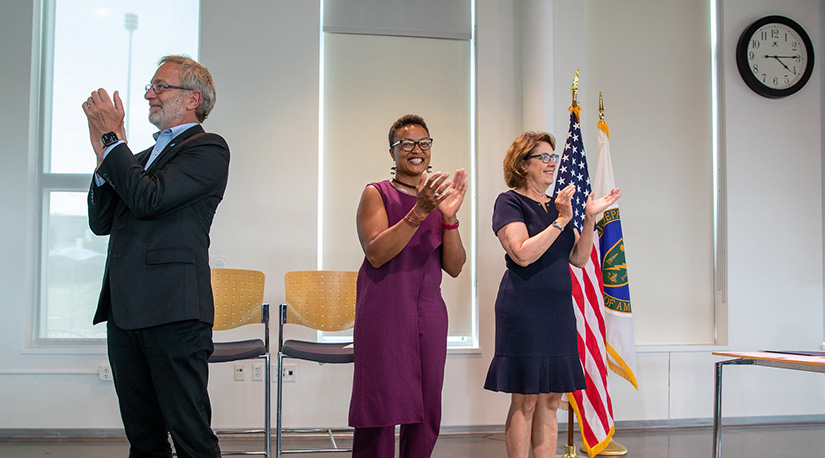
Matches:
[736,16,815,98]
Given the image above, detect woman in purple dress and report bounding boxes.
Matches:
[348,114,467,457]
[484,131,620,458]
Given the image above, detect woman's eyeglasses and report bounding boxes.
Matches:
[525,153,559,164]
[391,138,434,152]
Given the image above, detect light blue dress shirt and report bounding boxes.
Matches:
[94,123,198,187]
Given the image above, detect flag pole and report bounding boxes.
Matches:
[560,69,580,458]
[580,92,628,458]
[560,407,577,458]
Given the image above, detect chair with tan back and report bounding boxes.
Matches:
[276,270,357,457]
[210,268,271,458]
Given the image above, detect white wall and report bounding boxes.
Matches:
[0,0,823,433]
[715,0,825,417]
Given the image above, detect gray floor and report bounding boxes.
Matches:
[1,423,824,457]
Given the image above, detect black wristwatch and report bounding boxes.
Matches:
[100,131,122,147]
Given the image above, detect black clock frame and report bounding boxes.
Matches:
[736,15,815,99]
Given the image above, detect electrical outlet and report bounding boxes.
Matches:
[282,364,296,382]
[210,256,228,268]
[98,365,113,381]
[252,363,264,381]
[234,363,245,381]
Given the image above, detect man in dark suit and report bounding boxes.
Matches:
[83,55,228,458]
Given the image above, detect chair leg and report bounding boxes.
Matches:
[276,352,283,458]
[265,353,271,458]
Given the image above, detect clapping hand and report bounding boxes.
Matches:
[437,168,467,219]
[554,184,575,225]
[585,188,622,217]
[82,88,126,166]
[414,171,451,216]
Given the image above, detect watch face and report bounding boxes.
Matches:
[101,132,120,147]
[736,16,815,98]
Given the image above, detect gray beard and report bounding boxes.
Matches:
[148,96,185,130]
[148,111,173,130]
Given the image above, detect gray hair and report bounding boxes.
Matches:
[158,55,216,122]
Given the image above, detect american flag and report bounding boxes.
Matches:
[554,108,615,457]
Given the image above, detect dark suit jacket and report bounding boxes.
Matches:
[88,124,230,330]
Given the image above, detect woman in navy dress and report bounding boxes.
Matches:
[484,131,620,458]
[349,114,467,457]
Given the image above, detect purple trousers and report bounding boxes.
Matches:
[352,294,447,458]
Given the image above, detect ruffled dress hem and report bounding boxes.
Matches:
[483,354,587,394]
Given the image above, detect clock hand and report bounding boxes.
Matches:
[768,55,792,72]
[763,55,801,59]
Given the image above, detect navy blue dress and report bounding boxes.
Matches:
[484,190,587,394]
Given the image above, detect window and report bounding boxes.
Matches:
[584,0,716,344]
[319,0,477,347]
[36,0,199,342]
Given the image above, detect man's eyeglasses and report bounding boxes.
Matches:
[391,137,434,152]
[525,153,559,164]
[145,83,194,94]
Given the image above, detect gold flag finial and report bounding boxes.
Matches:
[597,91,609,137]
[571,69,580,107]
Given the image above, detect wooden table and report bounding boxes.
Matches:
[711,351,825,458]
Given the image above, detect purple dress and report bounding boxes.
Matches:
[348,180,448,428]
[484,190,586,394]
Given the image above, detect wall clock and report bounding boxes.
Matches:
[736,15,814,98]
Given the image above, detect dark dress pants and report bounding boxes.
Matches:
[107,317,221,458]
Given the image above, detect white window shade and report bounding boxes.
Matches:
[323,0,471,39]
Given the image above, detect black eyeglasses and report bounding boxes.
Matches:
[144,83,193,94]
[525,153,559,164]
[391,137,434,152]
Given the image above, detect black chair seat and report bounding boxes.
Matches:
[210,339,266,363]
[282,339,354,364]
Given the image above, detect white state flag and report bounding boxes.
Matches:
[593,119,638,388]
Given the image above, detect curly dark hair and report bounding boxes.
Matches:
[388,114,430,147]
